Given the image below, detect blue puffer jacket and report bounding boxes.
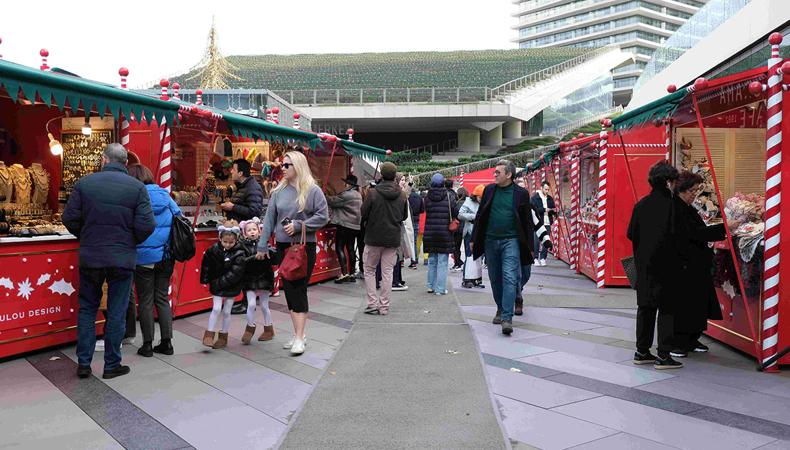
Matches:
[136,184,182,265]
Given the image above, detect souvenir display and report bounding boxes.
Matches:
[0,161,12,203]
[28,163,51,205]
[10,164,32,204]
[60,130,113,191]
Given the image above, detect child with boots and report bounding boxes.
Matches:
[239,218,276,344]
[200,220,246,349]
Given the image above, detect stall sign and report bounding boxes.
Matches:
[0,297,73,331]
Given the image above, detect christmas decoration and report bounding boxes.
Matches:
[184,16,243,89]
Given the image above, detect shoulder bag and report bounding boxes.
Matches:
[280,225,308,281]
[447,193,460,232]
[169,214,196,262]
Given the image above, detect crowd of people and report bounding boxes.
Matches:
[64,141,557,379]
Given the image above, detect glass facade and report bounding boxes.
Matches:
[542,71,615,135]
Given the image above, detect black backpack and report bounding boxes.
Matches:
[169,214,196,262]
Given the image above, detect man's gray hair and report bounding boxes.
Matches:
[103,143,128,164]
[496,159,517,180]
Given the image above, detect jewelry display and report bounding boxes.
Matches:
[29,163,50,205]
[10,164,32,204]
[0,161,12,203]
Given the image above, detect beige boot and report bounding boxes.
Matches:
[212,332,229,349]
[203,330,216,347]
[258,325,275,341]
[241,325,256,345]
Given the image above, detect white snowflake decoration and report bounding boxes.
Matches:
[17,278,34,300]
[37,273,52,286]
[49,279,76,297]
[722,280,736,299]
[0,277,13,290]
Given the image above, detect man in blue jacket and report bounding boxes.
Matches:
[63,143,156,380]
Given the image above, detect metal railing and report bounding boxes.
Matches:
[273,87,492,106]
[397,139,459,157]
[411,143,559,187]
[542,105,624,137]
[489,46,618,99]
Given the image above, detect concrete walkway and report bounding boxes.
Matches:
[279,270,508,449]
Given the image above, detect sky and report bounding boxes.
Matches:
[0,0,516,87]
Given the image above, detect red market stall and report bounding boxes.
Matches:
[611,33,790,370]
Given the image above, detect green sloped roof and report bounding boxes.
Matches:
[172,48,592,90]
[612,89,687,130]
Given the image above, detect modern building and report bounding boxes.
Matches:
[513,0,710,104]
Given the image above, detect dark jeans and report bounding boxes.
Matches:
[412,225,420,263]
[452,229,463,267]
[376,256,403,288]
[335,225,359,276]
[485,238,521,322]
[77,267,134,370]
[636,305,674,356]
[534,232,548,260]
[357,227,366,273]
[134,260,175,343]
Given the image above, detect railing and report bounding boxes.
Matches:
[411,143,559,187]
[542,105,624,137]
[273,87,492,106]
[398,139,459,157]
[489,46,618,99]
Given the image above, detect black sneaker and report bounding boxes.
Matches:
[409,263,418,270]
[334,275,348,284]
[153,340,174,356]
[461,281,474,289]
[363,307,380,315]
[633,351,656,365]
[492,310,502,325]
[670,349,688,358]
[654,356,683,370]
[501,320,513,336]
[137,341,154,357]
[77,365,92,379]
[692,341,709,353]
[102,365,131,379]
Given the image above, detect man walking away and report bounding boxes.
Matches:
[471,160,550,335]
[361,162,408,315]
[627,161,683,370]
[63,143,156,379]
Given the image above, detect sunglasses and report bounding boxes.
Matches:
[282,163,293,169]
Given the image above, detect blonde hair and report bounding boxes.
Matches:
[273,151,316,212]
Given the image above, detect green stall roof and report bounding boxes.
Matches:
[612,89,687,131]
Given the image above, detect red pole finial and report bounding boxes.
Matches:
[667,84,677,93]
[118,67,129,90]
[272,107,280,124]
[39,49,50,71]
[347,128,355,142]
[160,79,170,101]
[293,112,301,129]
[172,82,181,99]
[769,32,784,46]
[195,89,203,105]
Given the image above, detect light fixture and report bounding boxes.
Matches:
[81,118,92,136]
[48,133,63,156]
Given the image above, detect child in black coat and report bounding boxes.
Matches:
[239,217,276,344]
[200,220,246,349]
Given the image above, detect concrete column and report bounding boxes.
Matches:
[482,124,503,147]
[503,120,522,139]
[458,129,480,153]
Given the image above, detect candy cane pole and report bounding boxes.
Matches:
[596,121,609,288]
[272,107,280,124]
[459,169,465,188]
[293,113,301,129]
[172,82,181,100]
[761,33,786,371]
[347,128,355,142]
[158,116,172,192]
[159,79,170,101]
[569,151,580,270]
[196,89,203,105]
[39,49,49,71]
[118,68,131,147]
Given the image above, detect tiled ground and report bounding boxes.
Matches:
[3,254,790,449]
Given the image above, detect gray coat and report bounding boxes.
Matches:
[327,188,363,230]
[458,197,479,237]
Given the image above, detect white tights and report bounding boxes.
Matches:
[245,290,272,327]
[208,296,234,332]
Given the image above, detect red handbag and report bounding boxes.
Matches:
[447,193,460,232]
[280,226,308,281]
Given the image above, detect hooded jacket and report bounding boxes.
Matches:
[423,186,457,254]
[239,237,274,291]
[200,241,247,297]
[361,180,408,248]
[458,197,479,237]
[136,184,182,265]
[327,188,363,230]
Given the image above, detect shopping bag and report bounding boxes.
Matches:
[621,256,637,289]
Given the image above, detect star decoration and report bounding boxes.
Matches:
[17,278,34,300]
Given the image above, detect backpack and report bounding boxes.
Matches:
[169,214,196,262]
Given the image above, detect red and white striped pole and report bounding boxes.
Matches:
[347,128,355,142]
[265,108,272,122]
[39,49,49,71]
[569,151,580,270]
[596,120,611,288]
[293,113,301,129]
[761,32,786,371]
[272,107,280,124]
[196,89,203,105]
[118,68,130,148]
[172,82,181,100]
[158,116,172,192]
[159,79,170,101]
[118,67,129,90]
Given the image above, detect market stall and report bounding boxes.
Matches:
[611,33,790,369]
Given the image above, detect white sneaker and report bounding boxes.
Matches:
[540,259,547,266]
[122,337,135,346]
[392,284,409,291]
[283,335,306,349]
[534,259,540,265]
[95,339,105,352]
[290,338,306,355]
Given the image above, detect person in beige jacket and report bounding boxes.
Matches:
[327,174,363,282]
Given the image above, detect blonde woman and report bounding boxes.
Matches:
[256,151,328,355]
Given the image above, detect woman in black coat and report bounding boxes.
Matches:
[671,171,726,357]
[423,173,457,295]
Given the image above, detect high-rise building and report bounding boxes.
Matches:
[513,0,709,105]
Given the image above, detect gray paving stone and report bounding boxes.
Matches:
[567,432,675,449]
[520,351,674,387]
[487,366,601,408]
[523,334,635,363]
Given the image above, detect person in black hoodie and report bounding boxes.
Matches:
[238,218,276,344]
[361,162,408,315]
[200,220,247,350]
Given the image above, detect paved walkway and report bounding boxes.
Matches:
[3,255,790,449]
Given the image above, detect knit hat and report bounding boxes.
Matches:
[472,184,485,198]
[380,162,397,180]
[431,173,445,187]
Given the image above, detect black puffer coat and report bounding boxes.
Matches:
[240,238,274,291]
[423,186,457,254]
[226,176,264,222]
[200,241,247,297]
